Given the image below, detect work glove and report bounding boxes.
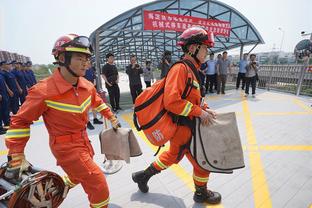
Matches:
[4,153,31,179]
[109,115,121,131]
[199,109,216,126]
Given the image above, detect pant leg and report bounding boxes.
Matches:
[136,84,143,96]
[236,73,241,89]
[1,98,10,126]
[216,75,221,93]
[251,76,257,95]
[241,73,246,90]
[50,134,109,208]
[10,95,19,114]
[130,85,137,104]
[221,75,227,93]
[152,126,192,171]
[214,74,218,90]
[185,152,210,186]
[205,75,209,92]
[115,84,121,108]
[107,86,116,109]
[245,77,251,94]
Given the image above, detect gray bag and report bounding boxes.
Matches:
[190,112,245,173]
[99,128,142,163]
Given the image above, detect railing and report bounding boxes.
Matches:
[225,64,312,96]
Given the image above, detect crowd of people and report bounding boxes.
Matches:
[99,49,260,112]
[0,51,37,134]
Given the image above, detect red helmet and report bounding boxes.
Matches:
[177,27,214,48]
[52,34,92,59]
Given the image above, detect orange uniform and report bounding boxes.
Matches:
[5,68,113,208]
[151,58,210,186]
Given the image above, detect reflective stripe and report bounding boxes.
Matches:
[91,197,109,208]
[95,103,108,112]
[193,80,200,89]
[62,175,77,188]
[65,47,91,54]
[5,128,30,139]
[193,174,209,183]
[179,101,193,116]
[45,96,91,114]
[155,158,168,170]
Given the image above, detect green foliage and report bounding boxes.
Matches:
[33,64,56,81]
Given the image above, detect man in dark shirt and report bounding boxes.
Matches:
[126,55,143,104]
[101,53,121,112]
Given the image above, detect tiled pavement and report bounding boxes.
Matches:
[1,89,312,208]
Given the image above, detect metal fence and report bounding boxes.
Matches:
[223,64,312,96]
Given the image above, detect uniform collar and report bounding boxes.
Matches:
[52,68,89,94]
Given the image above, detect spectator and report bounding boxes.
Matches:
[84,61,103,130]
[245,54,259,98]
[126,55,143,104]
[205,53,217,93]
[143,60,153,88]
[236,53,248,90]
[101,53,121,112]
[158,50,172,78]
[216,51,232,94]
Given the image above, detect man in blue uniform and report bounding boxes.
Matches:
[0,60,22,114]
[0,60,11,130]
[25,61,37,86]
[11,60,28,104]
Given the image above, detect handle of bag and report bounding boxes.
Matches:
[133,113,142,131]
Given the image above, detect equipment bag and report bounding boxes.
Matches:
[190,113,245,174]
[133,60,201,147]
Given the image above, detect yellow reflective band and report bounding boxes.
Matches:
[155,158,168,170]
[179,101,193,116]
[91,197,109,208]
[62,176,77,188]
[95,103,108,112]
[193,174,209,183]
[65,47,91,54]
[5,128,30,139]
[193,80,200,89]
[45,96,91,114]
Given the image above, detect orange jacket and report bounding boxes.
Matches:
[163,58,207,118]
[5,68,114,154]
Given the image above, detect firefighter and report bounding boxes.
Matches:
[5,34,121,208]
[132,27,222,204]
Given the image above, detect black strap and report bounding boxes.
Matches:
[153,145,165,156]
[139,109,167,130]
[134,88,164,112]
[183,59,202,86]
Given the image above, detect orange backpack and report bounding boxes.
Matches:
[133,60,201,148]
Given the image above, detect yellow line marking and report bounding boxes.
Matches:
[0,150,8,156]
[121,113,224,208]
[242,145,312,151]
[242,99,257,146]
[259,145,312,151]
[249,152,272,208]
[253,112,312,116]
[292,98,312,113]
[242,96,272,207]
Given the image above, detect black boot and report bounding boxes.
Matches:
[93,118,103,124]
[87,121,95,130]
[132,164,160,193]
[193,185,222,204]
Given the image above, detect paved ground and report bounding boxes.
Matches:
[1,89,312,208]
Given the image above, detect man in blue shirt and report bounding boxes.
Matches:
[26,61,37,86]
[84,62,103,130]
[11,61,28,104]
[205,53,217,93]
[0,61,10,133]
[236,53,248,90]
[0,61,22,114]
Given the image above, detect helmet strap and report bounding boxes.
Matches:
[191,45,201,65]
